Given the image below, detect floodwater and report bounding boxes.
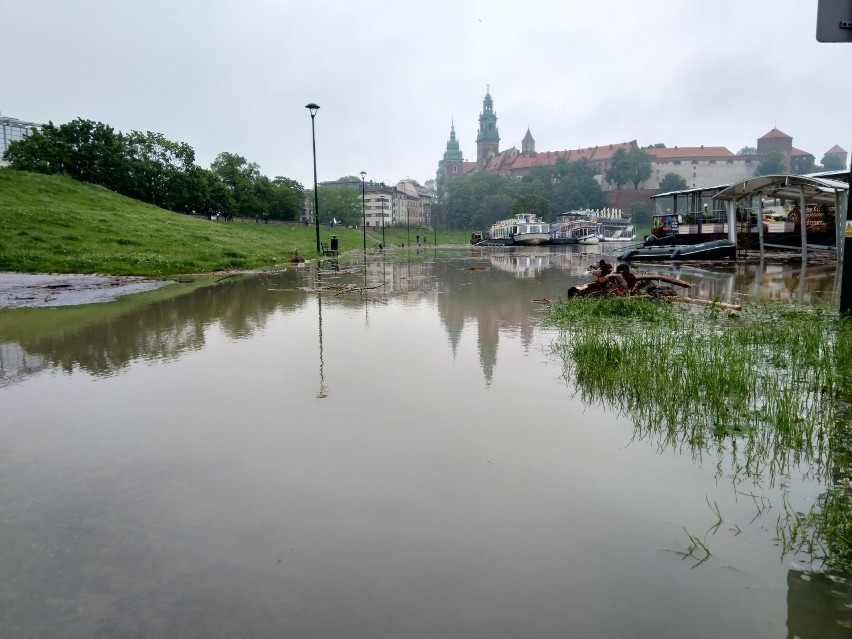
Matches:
[0,245,849,638]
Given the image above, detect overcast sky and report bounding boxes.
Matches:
[6,0,851,188]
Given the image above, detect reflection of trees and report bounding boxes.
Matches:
[2,272,307,378]
[549,299,852,584]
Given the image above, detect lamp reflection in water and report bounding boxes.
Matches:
[315,267,328,399]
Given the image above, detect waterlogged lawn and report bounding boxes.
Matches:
[545,296,852,572]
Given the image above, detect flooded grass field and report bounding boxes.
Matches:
[0,245,850,638]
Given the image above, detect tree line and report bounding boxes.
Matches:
[3,118,305,221]
[442,157,608,230]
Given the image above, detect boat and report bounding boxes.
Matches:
[550,212,602,245]
[617,239,737,262]
[573,226,600,245]
[482,213,550,246]
[600,221,636,242]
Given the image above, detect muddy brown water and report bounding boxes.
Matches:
[0,246,849,638]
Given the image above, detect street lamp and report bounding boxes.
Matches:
[306,103,321,254]
[360,171,367,253]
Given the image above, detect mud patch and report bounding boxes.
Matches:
[0,273,173,309]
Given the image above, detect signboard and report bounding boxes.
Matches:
[816,0,852,42]
[846,221,852,237]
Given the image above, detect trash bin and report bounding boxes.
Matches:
[330,235,339,253]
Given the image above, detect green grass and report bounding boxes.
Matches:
[0,170,473,277]
[545,297,852,572]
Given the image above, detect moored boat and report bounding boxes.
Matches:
[617,239,737,262]
[482,213,550,246]
[550,211,602,245]
[600,221,636,242]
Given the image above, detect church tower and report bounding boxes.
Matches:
[437,120,464,181]
[476,87,500,171]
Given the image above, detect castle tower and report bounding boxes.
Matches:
[824,144,848,169]
[757,128,794,171]
[476,87,500,171]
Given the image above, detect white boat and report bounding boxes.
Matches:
[600,221,636,242]
[483,213,550,246]
[573,225,600,245]
[551,212,602,245]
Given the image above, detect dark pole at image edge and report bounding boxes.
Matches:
[306,103,321,254]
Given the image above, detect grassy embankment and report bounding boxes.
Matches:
[0,170,472,278]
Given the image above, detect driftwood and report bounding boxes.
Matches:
[633,274,691,288]
[670,296,741,310]
[630,294,742,310]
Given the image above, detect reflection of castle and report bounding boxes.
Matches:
[438,89,848,207]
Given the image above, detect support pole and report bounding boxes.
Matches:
[727,200,737,244]
[756,193,765,261]
[799,189,808,263]
[840,188,852,314]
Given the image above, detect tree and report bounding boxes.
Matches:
[630,201,652,227]
[317,185,361,226]
[657,172,688,193]
[511,193,549,218]
[604,146,653,189]
[446,172,519,229]
[211,152,263,218]
[625,146,653,189]
[821,153,846,171]
[521,157,605,215]
[125,130,196,209]
[753,151,787,177]
[605,149,631,189]
[737,146,758,155]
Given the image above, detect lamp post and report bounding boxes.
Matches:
[306,103,321,254]
[360,171,367,253]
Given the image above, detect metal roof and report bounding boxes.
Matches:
[712,174,848,204]
[650,184,731,199]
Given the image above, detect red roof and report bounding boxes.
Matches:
[790,147,814,158]
[759,128,792,140]
[827,144,847,154]
[644,146,734,160]
[483,141,637,173]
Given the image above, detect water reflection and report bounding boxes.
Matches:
[0,247,848,638]
[0,248,842,391]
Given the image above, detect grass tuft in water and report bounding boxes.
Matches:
[546,296,852,573]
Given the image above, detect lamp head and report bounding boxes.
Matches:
[360,171,366,179]
[305,103,320,117]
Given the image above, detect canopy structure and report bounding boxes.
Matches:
[713,174,848,206]
[712,174,849,262]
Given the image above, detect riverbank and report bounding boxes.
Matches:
[0,170,472,279]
